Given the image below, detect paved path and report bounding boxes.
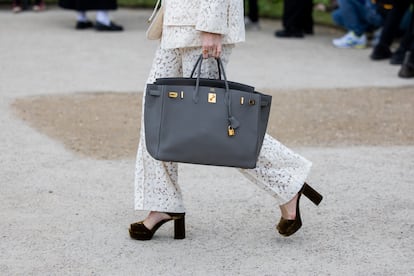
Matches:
[1,7,413,275]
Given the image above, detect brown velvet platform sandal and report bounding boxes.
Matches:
[277,183,323,237]
[129,212,185,240]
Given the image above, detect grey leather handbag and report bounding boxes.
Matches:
[144,55,272,169]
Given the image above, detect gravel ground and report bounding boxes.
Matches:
[1,8,413,276]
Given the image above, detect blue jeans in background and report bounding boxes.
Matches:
[332,0,383,36]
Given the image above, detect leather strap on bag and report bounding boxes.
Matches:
[148,0,162,23]
[190,55,240,135]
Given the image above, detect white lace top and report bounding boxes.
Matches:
[160,0,245,49]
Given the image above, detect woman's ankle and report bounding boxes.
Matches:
[279,194,298,220]
[143,211,171,229]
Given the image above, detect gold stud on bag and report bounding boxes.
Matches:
[168,92,178,98]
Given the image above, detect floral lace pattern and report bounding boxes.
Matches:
[134,46,233,212]
[240,134,312,205]
[161,0,245,49]
[134,46,312,212]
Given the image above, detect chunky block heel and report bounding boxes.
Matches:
[302,183,323,205]
[173,216,185,239]
[129,212,185,240]
[277,183,323,237]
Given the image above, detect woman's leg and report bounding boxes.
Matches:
[137,45,309,209]
[240,134,312,206]
[134,46,185,215]
[134,45,233,229]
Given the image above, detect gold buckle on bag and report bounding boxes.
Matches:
[168,92,178,98]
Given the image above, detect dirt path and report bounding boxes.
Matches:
[12,86,414,160]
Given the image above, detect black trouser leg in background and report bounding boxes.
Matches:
[248,0,259,23]
[399,2,414,77]
[283,0,304,32]
[283,0,313,33]
[378,0,410,49]
[302,0,314,33]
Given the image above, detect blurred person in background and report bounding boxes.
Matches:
[59,0,123,31]
[275,0,314,38]
[370,0,412,64]
[398,1,414,78]
[245,0,261,30]
[331,0,384,48]
[12,0,46,13]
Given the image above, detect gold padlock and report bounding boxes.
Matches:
[208,93,216,103]
[228,126,235,136]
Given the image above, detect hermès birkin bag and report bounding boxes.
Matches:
[144,55,272,169]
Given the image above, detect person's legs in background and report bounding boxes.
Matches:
[12,0,22,13]
[76,11,94,29]
[331,0,369,48]
[33,0,46,12]
[302,0,314,34]
[12,0,46,13]
[399,2,414,78]
[95,10,123,31]
[391,12,413,65]
[245,0,261,30]
[75,10,123,31]
[275,0,307,38]
[370,0,410,60]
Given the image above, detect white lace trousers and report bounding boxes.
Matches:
[134,46,312,213]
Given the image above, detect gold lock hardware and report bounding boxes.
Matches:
[180,91,184,99]
[168,92,178,98]
[240,97,244,105]
[208,93,216,103]
[249,99,255,105]
[228,126,235,136]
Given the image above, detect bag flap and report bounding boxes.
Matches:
[154,77,255,93]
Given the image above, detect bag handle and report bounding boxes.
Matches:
[189,55,222,80]
[148,0,162,23]
[191,55,240,134]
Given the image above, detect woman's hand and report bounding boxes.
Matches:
[201,32,223,59]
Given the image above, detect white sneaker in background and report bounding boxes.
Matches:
[332,31,367,49]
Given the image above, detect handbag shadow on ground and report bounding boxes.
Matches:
[144,55,272,169]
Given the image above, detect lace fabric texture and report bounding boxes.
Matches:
[134,46,312,212]
[160,0,245,49]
